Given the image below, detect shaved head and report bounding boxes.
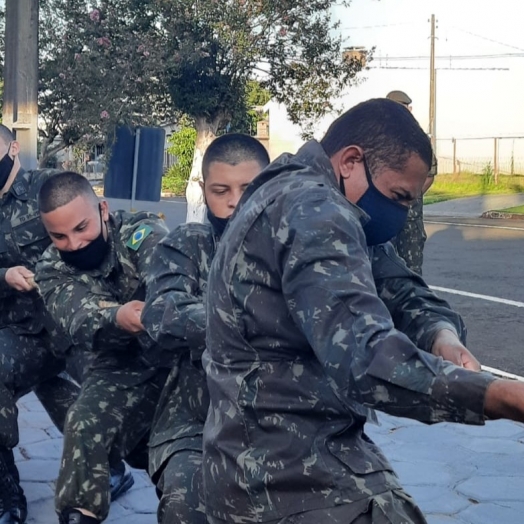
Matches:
[38,171,99,214]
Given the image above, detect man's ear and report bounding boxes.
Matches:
[338,145,365,181]
[99,199,110,221]
[199,180,207,205]
[8,140,20,158]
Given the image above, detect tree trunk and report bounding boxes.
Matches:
[185,116,219,223]
[38,134,66,168]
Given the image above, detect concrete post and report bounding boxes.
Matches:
[452,138,457,175]
[3,0,39,169]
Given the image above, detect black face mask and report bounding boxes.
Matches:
[207,208,229,238]
[0,144,15,190]
[58,207,110,270]
[339,158,409,246]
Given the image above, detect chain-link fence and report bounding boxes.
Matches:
[436,136,524,177]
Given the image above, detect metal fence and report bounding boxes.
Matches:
[436,136,524,177]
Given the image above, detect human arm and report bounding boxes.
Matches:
[35,249,135,352]
[280,189,493,425]
[141,224,208,354]
[4,266,37,292]
[371,242,480,370]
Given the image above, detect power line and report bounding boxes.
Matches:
[368,66,509,71]
[340,22,415,30]
[373,53,524,61]
[451,26,524,53]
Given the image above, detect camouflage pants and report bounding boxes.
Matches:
[392,199,427,275]
[55,367,167,521]
[0,327,77,449]
[208,490,426,524]
[156,449,206,524]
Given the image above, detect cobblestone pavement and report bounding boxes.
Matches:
[15,392,524,524]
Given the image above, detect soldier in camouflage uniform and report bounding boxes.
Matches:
[0,126,135,524]
[34,172,169,524]
[201,99,524,523]
[387,90,437,275]
[141,134,271,524]
[0,126,88,524]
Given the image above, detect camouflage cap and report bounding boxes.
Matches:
[386,90,412,105]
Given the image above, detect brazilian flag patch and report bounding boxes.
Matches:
[126,224,153,251]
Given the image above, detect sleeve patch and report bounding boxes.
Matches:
[126,224,153,251]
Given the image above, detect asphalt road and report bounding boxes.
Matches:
[424,217,524,376]
[106,197,524,376]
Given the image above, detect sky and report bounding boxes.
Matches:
[329,0,524,159]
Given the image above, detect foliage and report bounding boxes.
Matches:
[480,161,495,189]
[228,80,271,135]
[151,0,368,139]
[162,123,197,194]
[38,0,165,166]
[424,172,524,205]
[494,204,524,214]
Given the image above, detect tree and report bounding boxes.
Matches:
[163,120,197,194]
[151,0,368,222]
[228,80,271,135]
[38,0,165,167]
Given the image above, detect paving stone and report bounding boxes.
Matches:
[13,381,524,523]
[26,497,57,524]
[380,439,476,467]
[109,514,156,524]
[426,516,467,524]
[456,475,524,502]
[105,501,134,519]
[464,437,524,455]
[405,485,470,515]
[18,459,60,482]
[463,451,524,474]
[118,487,158,514]
[18,410,56,430]
[390,460,455,487]
[18,428,53,446]
[458,502,524,524]
[22,437,63,460]
[380,424,464,446]
[21,481,55,503]
[444,419,524,439]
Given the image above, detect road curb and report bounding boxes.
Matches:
[481,210,524,220]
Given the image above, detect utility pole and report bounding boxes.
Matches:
[429,14,437,155]
[3,0,39,169]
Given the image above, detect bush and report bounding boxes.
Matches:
[481,162,495,189]
[162,125,196,195]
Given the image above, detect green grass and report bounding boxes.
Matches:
[424,172,524,205]
[493,204,524,214]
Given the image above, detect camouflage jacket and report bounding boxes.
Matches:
[369,241,466,348]
[0,168,61,336]
[142,223,214,477]
[142,222,215,365]
[202,140,495,522]
[35,210,168,378]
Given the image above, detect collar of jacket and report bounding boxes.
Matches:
[233,139,369,224]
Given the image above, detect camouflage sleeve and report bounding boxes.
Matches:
[35,249,134,352]
[279,189,494,424]
[121,215,169,285]
[142,226,206,353]
[370,242,466,351]
[0,268,10,291]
